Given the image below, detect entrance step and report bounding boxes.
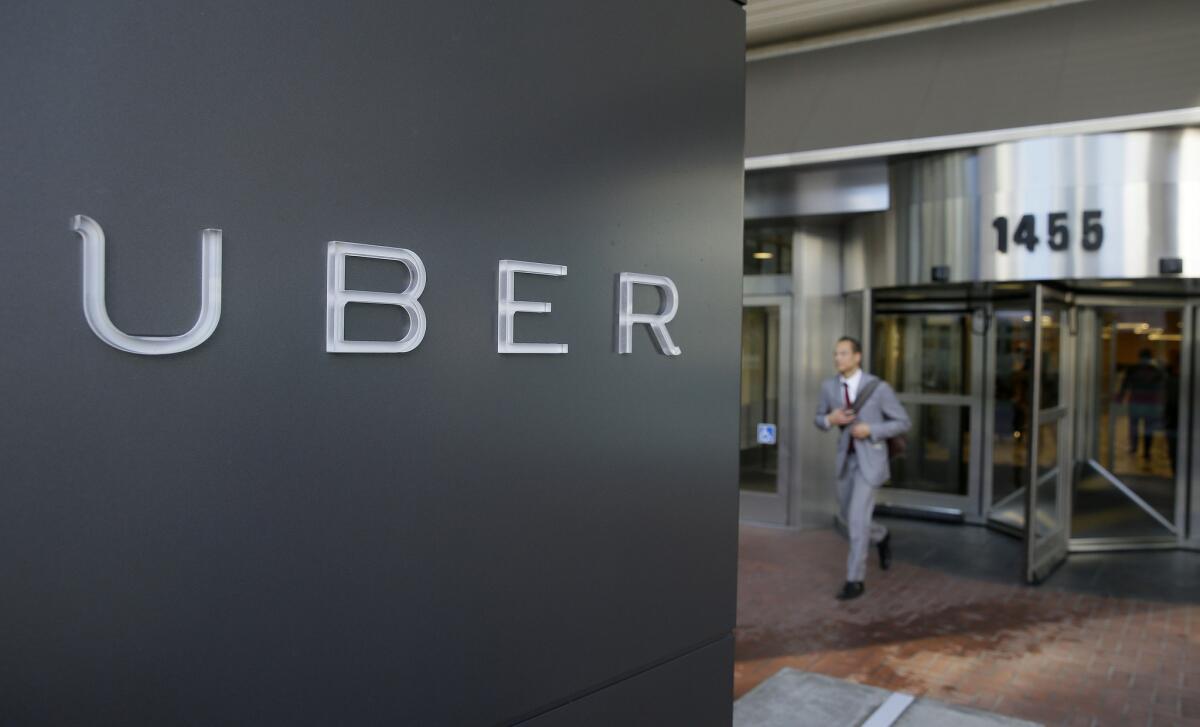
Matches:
[733,669,1041,727]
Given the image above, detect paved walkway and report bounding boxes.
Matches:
[735,668,1039,727]
[735,520,1200,727]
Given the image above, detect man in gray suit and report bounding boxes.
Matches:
[814,336,911,601]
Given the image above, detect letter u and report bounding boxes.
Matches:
[71,214,222,355]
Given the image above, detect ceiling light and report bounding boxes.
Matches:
[752,252,774,260]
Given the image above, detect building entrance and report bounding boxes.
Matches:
[867,283,1196,582]
[739,295,792,525]
[1073,302,1191,548]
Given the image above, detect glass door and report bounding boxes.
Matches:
[1024,286,1072,583]
[869,306,984,518]
[986,302,1035,533]
[739,296,791,524]
[1071,302,1190,549]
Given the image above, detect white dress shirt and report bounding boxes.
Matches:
[825,368,864,428]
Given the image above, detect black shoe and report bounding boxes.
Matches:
[836,581,864,601]
[878,534,892,571]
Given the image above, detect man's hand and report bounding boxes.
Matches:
[828,408,856,426]
[851,422,871,439]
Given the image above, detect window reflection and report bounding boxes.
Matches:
[886,404,970,496]
[1039,309,1062,409]
[1073,307,1182,538]
[990,309,1032,527]
[743,226,792,275]
[740,306,780,494]
[871,313,971,395]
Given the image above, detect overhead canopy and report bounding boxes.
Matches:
[746,0,1200,160]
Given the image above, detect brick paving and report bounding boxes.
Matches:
[735,524,1200,727]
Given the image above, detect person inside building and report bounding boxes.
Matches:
[1118,348,1165,460]
[814,336,911,601]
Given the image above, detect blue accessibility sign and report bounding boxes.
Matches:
[756,423,777,445]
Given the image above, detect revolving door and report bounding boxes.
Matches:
[869,284,1196,582]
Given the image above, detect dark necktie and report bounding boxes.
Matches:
[844,382,854,453]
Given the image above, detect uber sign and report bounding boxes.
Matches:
[71,214,683,358]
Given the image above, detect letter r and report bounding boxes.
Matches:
[616,272,681,356]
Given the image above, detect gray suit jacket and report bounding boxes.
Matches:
[813,373,911,487]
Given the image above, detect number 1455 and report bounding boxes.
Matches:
[993,211,1104,253]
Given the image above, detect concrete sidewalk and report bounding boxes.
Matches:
[735,669,1040,726]
[735,521,1200,726]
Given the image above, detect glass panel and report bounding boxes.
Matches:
[1074,307,1183,536]
[743,226,792,275]
[1034,471,1059,539]
[884,404,970,496]
[871,313,972,395]
[1072,462,1173,539]
[1039,306,1062,409]
[991,309,1033,515]
[1036,421,1058,478]
[740,306,780,493]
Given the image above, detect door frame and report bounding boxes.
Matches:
[739,294,793,525]
[1190,302,1200,550]
[981,295,1042,536]
[1069,295,1193,551]
[1024,284,1073,583]
[867,300,987,520]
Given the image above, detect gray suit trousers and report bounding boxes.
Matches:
[838,453,888,582]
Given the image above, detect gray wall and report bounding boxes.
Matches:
[747,0,1200,157]
[0,2,745,725]
[788,225,845,529]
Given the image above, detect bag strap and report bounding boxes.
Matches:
[852,378,882,410]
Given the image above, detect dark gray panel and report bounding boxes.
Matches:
[519,637,734,727]
[747,0,1200,157]
[0,2,744,725]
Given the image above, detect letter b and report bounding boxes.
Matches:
[326,241,427,353]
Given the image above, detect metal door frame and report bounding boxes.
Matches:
[867,299,987,520]
[1025,285,1073,583]
[739,293,793,525]
[981,297,1040,535]
[1190,301,1200,550]
[1069,295,1193,551]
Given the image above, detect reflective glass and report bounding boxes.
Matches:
[871,313,972,395]
[1034,467,1060,539]
[743,226,792,275]
[1039,307,1063,409]
[989,309,1032,528]
[1036,421,1059,478]
[1072,463,1173,539]
[885,403,970,496]
[1072,307,1182,537]
[740,307,780,493]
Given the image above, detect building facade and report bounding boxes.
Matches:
[739,0,1200,582]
